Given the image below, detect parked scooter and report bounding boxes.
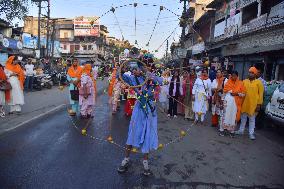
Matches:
[40,74,53,89]
[33,75,42,91]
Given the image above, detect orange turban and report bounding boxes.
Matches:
[249,67,258,75]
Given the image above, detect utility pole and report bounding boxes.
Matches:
[46,0,51,58]
[51,19,56,62]
[37,0,42,55]
[180,0,188,71]
[166,39,168,62]
[180,0,187,48]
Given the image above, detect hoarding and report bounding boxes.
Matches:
[74,16,100,37]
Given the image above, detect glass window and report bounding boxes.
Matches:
[75,45,80,50]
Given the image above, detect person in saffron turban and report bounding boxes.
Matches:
[4,56,25,114]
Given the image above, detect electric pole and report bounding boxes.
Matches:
[51,19,56,62]
[37,0,41,54]
[180,0,188,71]
[166,39,168,62]
[46,0,50,58]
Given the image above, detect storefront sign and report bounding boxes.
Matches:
[239,14,267,34]
[189,59,202,65]
[214,20,226,38]
[74,16,100,37]
[20,48,35,56]
[192,42,205,55]
[1,37,23,50]
[22,33,37,49]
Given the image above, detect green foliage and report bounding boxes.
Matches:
[0,0,30,23]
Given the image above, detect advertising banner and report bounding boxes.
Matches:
[214,20,226,38]
[74,16,100,37]
[225,13,241,37]
[22,33,47,49]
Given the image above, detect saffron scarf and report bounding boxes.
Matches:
[224,77,246,121]
[67,65,83,79]
[5,56,25,89]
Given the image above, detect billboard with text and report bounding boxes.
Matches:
[74,16,100,37]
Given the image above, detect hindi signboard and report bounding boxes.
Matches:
[74,16,100,37]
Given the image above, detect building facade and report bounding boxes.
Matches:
[204,0,284,80]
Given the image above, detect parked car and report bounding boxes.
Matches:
[265,82,284,126]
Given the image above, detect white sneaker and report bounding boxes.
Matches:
[167,114,171,117]
[173,115,177,118]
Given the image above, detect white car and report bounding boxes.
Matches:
[265,83,284,125]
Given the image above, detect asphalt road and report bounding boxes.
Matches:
[0,93,284,189]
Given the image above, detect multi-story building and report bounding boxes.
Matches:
[203,0,284,80]
[23,16,112,63]
[0,19,24,65]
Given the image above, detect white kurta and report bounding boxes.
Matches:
[4,69,24,106]
[159,76,170,103]
[222,93,237,127]
[192,78,211,114]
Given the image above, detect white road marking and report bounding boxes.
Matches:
[3,104,67,133]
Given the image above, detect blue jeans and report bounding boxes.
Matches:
[25,76,34,91]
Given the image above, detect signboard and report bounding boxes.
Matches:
[214,21,226,37]
[189,59,202,65]
[239,14,267,34]
[192,42,205,55]
[22,33,47,49]
[74,16,100,37]
[224,13,241,37]
[2,37,23,50]
[35,50,40,59]
[22,33,37,49]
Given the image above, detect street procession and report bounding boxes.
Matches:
[0,0,284,188]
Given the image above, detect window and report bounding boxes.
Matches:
[88,45,92,50]
[63,45,67,50]
[261,0,283,15]
[242,2,258,25]
[82,45,87,50]
[75,45,80,50]
[64,32,68,38]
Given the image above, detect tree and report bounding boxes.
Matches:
[0,0,30,23]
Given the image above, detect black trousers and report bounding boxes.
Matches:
[168,96,178,116]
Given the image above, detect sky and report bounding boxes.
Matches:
[24,0,183,58]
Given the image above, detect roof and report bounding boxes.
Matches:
[206,0,224,9]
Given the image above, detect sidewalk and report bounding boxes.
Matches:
[0,79,108,135]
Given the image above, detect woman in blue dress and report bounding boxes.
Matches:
[117,67,165,176]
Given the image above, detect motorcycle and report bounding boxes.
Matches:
[32,75,42,91]
[40,74,53,89]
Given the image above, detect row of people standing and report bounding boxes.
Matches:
[158,66,264,140]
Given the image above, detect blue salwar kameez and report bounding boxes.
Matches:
[67,75,79,113]
[123,74,163,153]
